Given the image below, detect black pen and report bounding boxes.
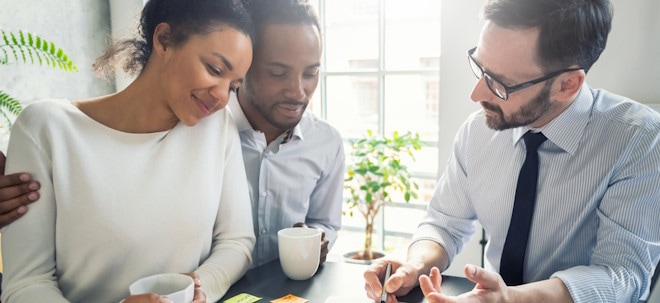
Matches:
[380,262,392,303]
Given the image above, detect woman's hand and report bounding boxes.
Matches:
[122,272,205,303]
[184,272,206,303]
[122,294,174,303]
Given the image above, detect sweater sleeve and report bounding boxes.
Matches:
[193,115,256,302]
[1,105,70,302]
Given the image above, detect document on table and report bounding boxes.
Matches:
[323,295,372,303]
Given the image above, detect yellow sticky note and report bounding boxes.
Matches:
[270,293,309,303]
[224,292,262,303]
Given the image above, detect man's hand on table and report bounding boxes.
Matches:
[292,222,329,265]
[363,259,420,303]
[419,264,510,303]
[0,151,41,228]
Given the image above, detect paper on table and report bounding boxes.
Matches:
[224,293,262,303]
[323,295,372,303]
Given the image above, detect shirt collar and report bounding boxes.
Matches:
[228,92,253,132]
[512,83,593,155]
[281,129,294,144]
[227,91,305,144]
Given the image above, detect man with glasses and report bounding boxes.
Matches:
[364,0,660,302]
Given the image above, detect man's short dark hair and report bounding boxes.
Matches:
[482,0,613,73]
[243,0,321,50]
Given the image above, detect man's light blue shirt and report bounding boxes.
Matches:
[228,93,344,267]
[414,84,660,302]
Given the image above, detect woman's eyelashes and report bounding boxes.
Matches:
[206,63,222,77]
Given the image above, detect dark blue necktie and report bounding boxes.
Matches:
[500,131,547,286]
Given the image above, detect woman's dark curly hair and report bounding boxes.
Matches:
[94,0,252,78]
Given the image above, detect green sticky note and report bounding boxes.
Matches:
[224,293,262,303]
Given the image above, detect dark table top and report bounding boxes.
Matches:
[219,260,474,302]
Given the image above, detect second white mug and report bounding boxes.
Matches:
[277,227,322,280]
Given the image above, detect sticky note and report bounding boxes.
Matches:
[224,292,262,303]
[270,293,309,303]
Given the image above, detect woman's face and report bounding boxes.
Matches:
[158,24,252,126]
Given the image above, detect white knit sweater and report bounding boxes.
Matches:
[1,100,255,303]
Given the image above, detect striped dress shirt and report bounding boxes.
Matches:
[227,93,345,267]
[413,84,660,302]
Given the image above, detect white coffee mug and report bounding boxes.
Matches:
[129,273,195,303]
[278,227,322,280]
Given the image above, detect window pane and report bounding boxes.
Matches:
[324,0,380,71]
[326,75,379,137]
[383,207,426,236]
[383,74,439,142]
[415,176,440,203]
[313,0,444,257]
[384,235,412,253]
[384,0,441,70]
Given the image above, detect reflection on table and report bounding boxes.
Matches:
[219,259,474,302]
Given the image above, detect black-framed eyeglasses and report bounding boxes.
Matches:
[467,47,582,101]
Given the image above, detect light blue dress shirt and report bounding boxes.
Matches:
[228,94,345,267]
[413,84,660,302]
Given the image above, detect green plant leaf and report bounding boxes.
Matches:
[0,28,78,72]
[344,129,426,208]
[0,91,23,130]
[0,28,78,129]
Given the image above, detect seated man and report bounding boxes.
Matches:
[363,0,660,302]
[232,0,344,267]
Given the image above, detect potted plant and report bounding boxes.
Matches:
[0,28,77,130]
[343,129,424,262]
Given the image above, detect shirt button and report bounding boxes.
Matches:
[261,191,268,197]
[260,228,267,235]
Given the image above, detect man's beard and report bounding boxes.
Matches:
[245,85,307,130]
[481,83,552,130]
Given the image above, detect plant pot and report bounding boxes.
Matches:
[342,250,386,265]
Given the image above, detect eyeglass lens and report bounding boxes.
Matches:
[468,55,508,99]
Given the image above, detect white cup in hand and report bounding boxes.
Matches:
[129,273,195,303]
[278,227,322,280]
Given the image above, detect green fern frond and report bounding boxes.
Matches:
[0,91,23,130]
[0,28,78,72]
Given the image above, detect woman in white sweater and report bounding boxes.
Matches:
[1,0,255,302]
